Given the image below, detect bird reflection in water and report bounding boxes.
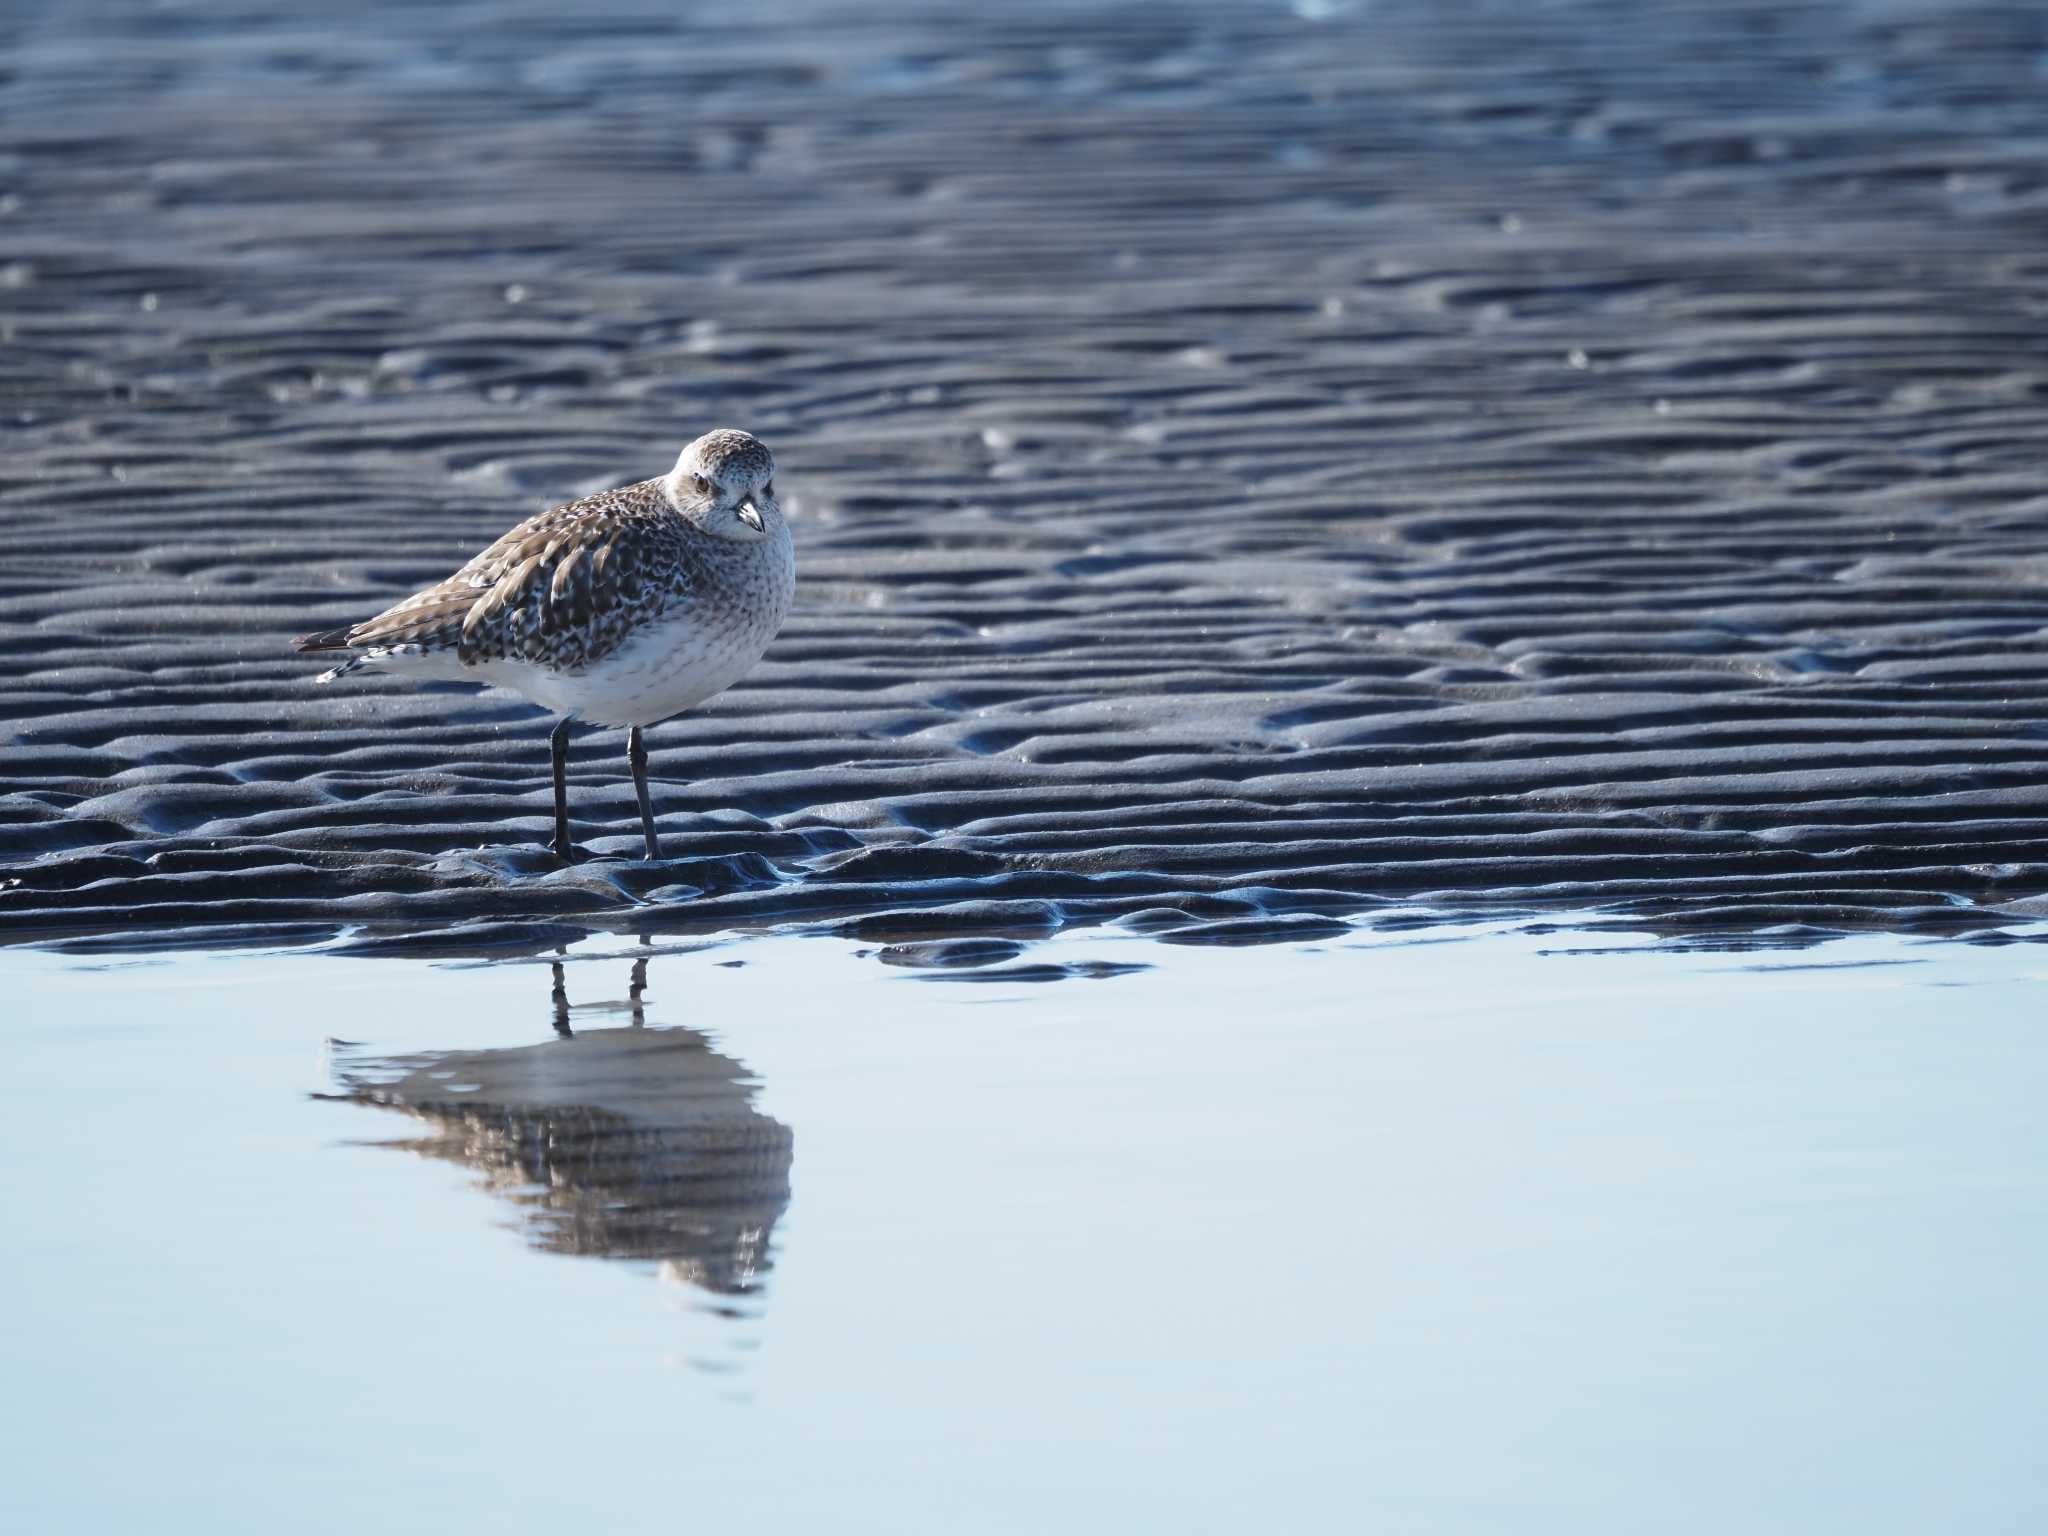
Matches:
[330,952,792,1300]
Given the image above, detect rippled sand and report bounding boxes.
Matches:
[8,0,2048,946]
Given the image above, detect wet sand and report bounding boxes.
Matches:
[9,0,2048,946]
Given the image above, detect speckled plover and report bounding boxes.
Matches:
[295,429,794,862]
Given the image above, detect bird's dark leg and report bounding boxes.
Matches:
[550,958,573,1038]
[629,726,660,861]
[550,717,575,861]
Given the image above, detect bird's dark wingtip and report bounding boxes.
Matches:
[293,627,355,653]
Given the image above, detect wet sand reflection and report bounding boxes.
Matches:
[331,954,792,1298]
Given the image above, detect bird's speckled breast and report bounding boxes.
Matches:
[492,516,794,728]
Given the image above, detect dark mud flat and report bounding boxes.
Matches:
[9,0,2048,948]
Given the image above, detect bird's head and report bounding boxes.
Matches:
[664,429,781,542]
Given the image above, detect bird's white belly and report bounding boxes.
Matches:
[485,613,773,727]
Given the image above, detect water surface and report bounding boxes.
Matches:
[5,918,2045,1532]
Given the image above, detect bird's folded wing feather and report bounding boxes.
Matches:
[342,482,688,670]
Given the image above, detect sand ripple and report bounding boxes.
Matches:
[8,1,2048,946]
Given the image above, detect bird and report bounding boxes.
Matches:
[294,428,794,863]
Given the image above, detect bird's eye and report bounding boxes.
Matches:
[762,480,775,498]
[692,475,714,498]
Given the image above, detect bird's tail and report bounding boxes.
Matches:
[295,626,365,683]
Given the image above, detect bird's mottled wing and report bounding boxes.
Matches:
[342,480,688,670]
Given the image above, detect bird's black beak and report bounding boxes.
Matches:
[737,498,764,533]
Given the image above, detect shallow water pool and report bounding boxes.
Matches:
[4,918,2045,1532]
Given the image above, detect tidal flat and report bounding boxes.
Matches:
[10,0,2048,1527]
[11,0,2048,938]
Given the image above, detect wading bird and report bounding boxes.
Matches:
[295,429,793,861]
